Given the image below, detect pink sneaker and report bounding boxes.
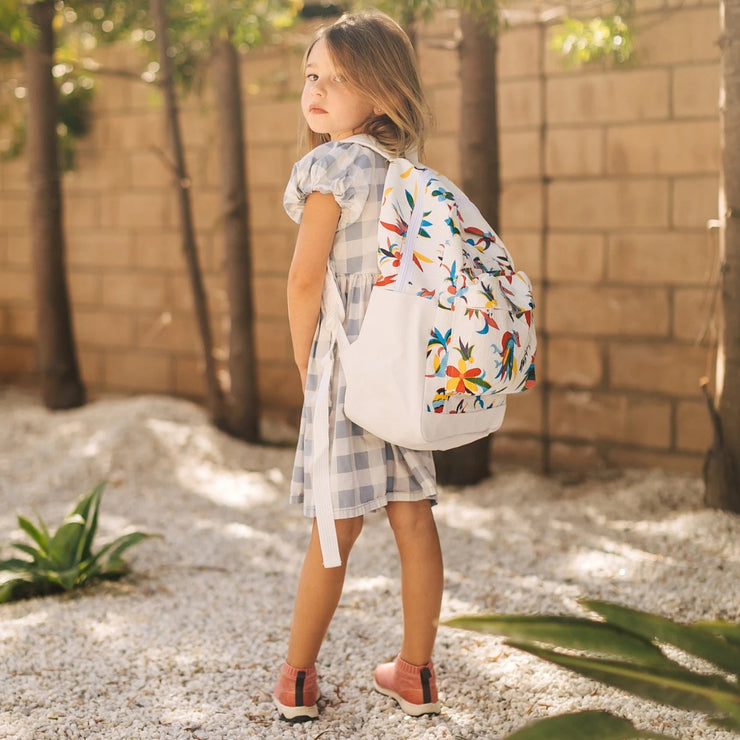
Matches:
[273,662,320,722]
[373,656,441,716]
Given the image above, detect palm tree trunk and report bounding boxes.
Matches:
[704,0,740,511]
[212,33,260,442]
[25,0,85,410]
[150,0,226,426]
[434,10,499,485]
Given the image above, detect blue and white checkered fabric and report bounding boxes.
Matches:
[284,140,437,524]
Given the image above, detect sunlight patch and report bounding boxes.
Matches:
[175,465,274,509]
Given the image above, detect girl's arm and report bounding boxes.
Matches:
[287,191,341,390]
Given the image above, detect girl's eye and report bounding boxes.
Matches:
[306,73,318,82]
[333,74,346,83]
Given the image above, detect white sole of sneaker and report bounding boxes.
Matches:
[373,678,441,716]
[274,696,319,722]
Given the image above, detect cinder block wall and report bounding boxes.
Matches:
[0,2,720,473]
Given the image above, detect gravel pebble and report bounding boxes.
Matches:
[1,390,739,739]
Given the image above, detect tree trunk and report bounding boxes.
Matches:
[704,0,740,511]
[25,0,85,410]
[434,11,499,485]
[150,0,226,426]
[212,34,260,442]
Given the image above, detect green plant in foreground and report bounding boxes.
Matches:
[445,600,740,739]
[0,481,154,603]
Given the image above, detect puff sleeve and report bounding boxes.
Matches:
[283,141,371,230]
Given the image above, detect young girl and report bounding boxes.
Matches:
[273,11,444,722]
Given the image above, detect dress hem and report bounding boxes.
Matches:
[290,490,438,520]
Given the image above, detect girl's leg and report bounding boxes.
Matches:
[386,500,444,665]
[286,515,364,668]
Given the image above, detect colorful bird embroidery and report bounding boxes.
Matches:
[496,331,520,382]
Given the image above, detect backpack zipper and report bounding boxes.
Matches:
[395,168,434,293]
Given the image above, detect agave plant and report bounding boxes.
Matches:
[0,481,154,603]
[445,599,740,739]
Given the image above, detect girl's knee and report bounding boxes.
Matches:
[386,500,435,535]
[335,515,364,553]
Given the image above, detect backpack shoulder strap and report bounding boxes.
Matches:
[342,134,423,168]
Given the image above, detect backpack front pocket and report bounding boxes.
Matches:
[424,289,535,414]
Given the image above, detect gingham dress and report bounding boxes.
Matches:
[284,138,437,522]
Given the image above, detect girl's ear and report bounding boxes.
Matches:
[373,106,384,116]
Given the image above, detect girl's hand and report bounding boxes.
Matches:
[287,192,341,388]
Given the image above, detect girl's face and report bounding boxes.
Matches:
[302,38,377,141]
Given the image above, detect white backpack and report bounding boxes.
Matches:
[314,136,537,567]
[332,135,536,450]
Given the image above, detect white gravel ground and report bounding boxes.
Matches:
[1,389,739,740]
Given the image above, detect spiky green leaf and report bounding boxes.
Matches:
[75,481,105,563]
[582,600,740,676]
[10,542,45,562]
[17,515,50,553]
[48,516,85,569]
[444,614,675,668]
[693,620,740,649]
[507,641,740,718]
[504,709,675,740]
[86,531,152,575]
[0,558,36,572]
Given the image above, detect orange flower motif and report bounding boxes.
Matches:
[446,359,484,394]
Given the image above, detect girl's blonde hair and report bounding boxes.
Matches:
[301,11,430,158]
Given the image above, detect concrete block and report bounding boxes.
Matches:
[547,337,603,387]
[549,441,605,472]
[101,272,168,310]
[499,25,541,79]
[546,233,606,283]
[68,231,133,268]
[104,350,172,393]
[672,176,719,228]
[5,233,30,266]
[254,275,288,319]
[498,387,543,435]
[117,191,171,229]
[0,193,30,228]
[608,341,712,396]
[549,390,672,448]
[501,130,542,180]
[676,399,712,452]
[637,7,720,65]
[549,179,670,229]
[607,232,715,285]
[605,447,702,475]
[136,312,201,353]
[430,85,462,136]
[75,309,135,348]
[673,287,718,343]
[673,63,719,117]
[174,355,206,398]
[607,121,719,175]
[255,318,293,364]
[68,272,101,305]
[547,69,670,125]
[506,231,542,281]
[0,342,35,376]
[499,79,542,129]
[5,306,34,339]
[0,269,33,303]
[491,436,546,473]
[547,285,670,337]
[546,127,603,177]
[501,181,543,230]
[133,231,182,271]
